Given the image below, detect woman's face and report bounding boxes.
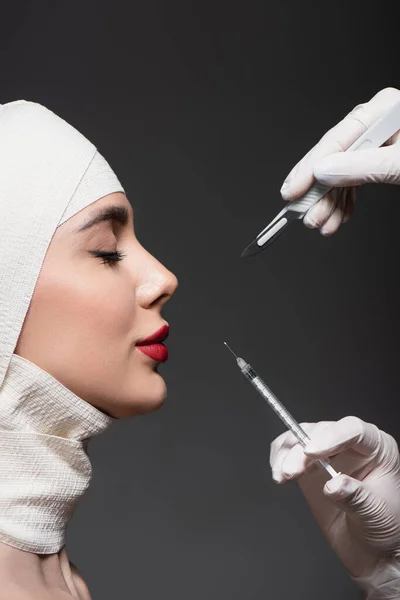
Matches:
[14,192,178,419]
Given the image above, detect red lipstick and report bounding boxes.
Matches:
[136,324,169,363]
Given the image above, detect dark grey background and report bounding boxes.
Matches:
[2,1,399,598]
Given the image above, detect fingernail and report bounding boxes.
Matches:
[320,225,330,236]
[272,469,283,483]
[281,458,298,479]
[280,180,291,200]
[303,215,316,228]
[282,470,296,480]
[325,476,342,494]
[303,209,318,228]
[326,476,358,498]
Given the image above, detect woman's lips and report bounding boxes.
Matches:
[137,343,168,363]
[136,324,169,363]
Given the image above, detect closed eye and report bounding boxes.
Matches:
[89,249,127,268]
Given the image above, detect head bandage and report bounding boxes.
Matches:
[0,100,125,553]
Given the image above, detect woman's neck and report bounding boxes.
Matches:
[0,542,74,596]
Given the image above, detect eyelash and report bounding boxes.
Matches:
[90,249,127,268]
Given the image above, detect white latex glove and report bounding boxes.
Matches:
[269,416,400,599]
[280,87,400,236]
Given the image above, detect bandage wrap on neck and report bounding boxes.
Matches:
[0,100,124,553]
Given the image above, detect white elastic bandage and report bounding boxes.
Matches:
[0,100,124,553]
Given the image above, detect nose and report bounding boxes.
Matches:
[136,247,178,309]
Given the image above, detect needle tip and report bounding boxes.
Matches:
[224,342,238,358]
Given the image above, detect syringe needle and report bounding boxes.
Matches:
[226,344,340,480]
[223,341,239,359]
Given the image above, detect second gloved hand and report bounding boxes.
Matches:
[280,87,400,236]
[270,416,400,597]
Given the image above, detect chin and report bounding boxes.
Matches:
[117,372,167,419]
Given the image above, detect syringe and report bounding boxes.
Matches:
[224,342,339,479]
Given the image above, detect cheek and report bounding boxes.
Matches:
[16,262,137,367]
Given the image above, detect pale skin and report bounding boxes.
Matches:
[1,192,178,599]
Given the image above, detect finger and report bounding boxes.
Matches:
[323,473,396,546]
[280,148,315,201]
[303,416,381,459]
[279,442,318,482]
[342,186,356,223]
[270,422,334,483]
[270,422,318,468]
[320,189,347,236]
[303,190,339,229]
[313,146,400,187]
[280,87,400,201]
[270,423,315,480]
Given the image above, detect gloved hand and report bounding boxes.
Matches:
[269,416,400,599]
[280,87,400,236]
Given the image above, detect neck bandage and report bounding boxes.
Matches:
[0,100,125,553]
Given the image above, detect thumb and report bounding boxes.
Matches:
[313,146,400,187]
[324,474,385,530]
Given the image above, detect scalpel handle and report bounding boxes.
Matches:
[254,209,298,249]
[288,99,400,216]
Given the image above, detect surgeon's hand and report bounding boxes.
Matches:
[270,416,400,598]
[280,87,400,236]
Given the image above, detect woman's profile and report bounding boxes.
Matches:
[0,99,177,599]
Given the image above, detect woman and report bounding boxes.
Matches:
[0,99,176,599]
[0,90,399,599]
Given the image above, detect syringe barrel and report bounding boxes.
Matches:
[252,376,310,446]
[241,361,310,447]
[238,359,339,478]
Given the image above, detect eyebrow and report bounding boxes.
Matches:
[74,205,130,234]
